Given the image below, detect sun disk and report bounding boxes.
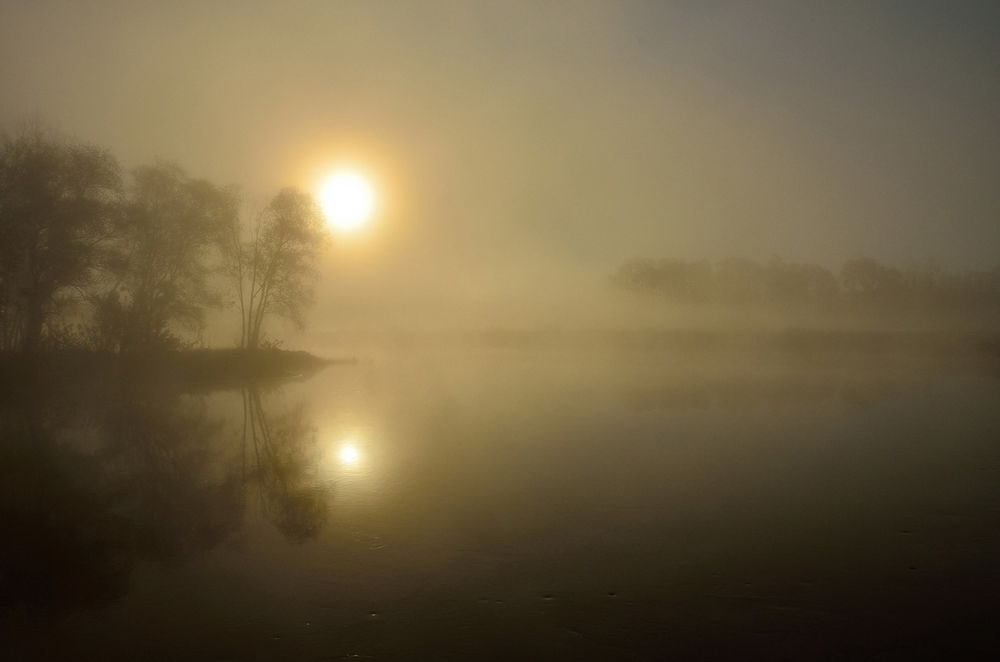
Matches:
[318,170,376,231]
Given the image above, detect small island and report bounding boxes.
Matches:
[0,128,368,392]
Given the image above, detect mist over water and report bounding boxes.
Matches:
[3,1,1000,659]
[3,345,999,659]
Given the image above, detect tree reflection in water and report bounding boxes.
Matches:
[0,371,329,622]
[240,387,329,543]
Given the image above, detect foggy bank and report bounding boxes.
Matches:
[0,349,339,395]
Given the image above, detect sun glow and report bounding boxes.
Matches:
[337,442,362,467]
[318,170,376,231]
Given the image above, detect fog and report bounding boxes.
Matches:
[3,3,1000,659]
[3,1,999,347]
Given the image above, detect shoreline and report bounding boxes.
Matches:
[0,348,353,394]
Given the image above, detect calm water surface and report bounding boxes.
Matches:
[3,348,999,660]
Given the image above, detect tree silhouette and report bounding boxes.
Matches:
[611,258,713,303]
[610,254,1000,317]
[89,163,238,351]
[715,256,766,305]
[0,124,119,352]
[840,257,904,308]
[1,121,332,353]
[763,257,839,309]
[227,188,325,350]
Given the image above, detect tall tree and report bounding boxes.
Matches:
[92,163,237,351]
[0,124,120,352]
[228,188,325,350]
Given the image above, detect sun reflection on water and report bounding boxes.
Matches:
[321,434,367,478]
[319,430,382,504]
[338,441,362,467]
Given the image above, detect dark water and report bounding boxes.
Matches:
[2,349,999,660]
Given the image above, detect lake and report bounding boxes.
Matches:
[2,346,999,660]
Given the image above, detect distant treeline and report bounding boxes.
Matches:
[0,123,325,353]
[612,256,1000,314]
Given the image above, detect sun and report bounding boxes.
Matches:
[318,170,376,231]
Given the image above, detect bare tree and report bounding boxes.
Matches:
[227,188,325,350]
[0,123,120,352]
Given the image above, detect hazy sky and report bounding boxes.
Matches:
[2,0,999,326]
